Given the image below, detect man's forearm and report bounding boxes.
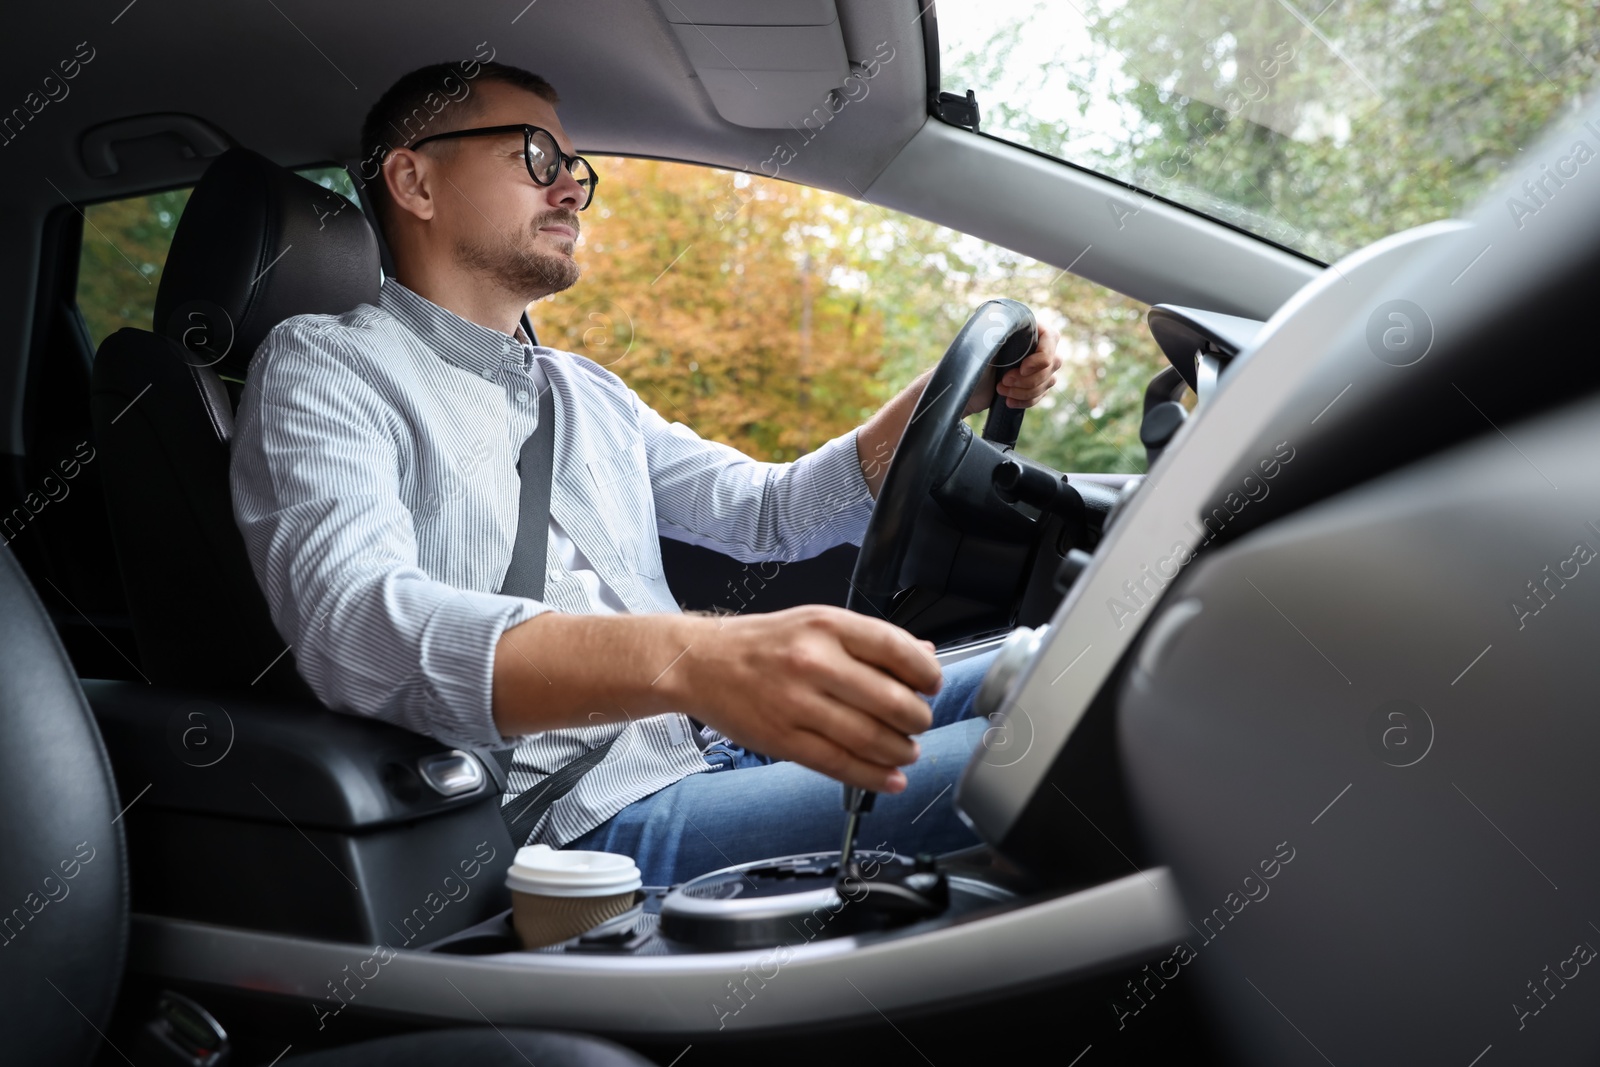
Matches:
[491,602,943,792]
[855,368,934,497]
[491,611,715,738]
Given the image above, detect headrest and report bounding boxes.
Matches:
[153,146,381,381]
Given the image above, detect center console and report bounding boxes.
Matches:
[127,862,1183,1034]
[93,646,1187,1037]
[429,849,1023,958]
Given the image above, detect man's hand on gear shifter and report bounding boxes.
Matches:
[666,605,941,793]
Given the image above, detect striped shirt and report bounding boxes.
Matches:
[230,279,875,846]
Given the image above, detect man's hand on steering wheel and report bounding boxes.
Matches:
[963,323,1061,416]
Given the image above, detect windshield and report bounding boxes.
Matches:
[938,0,1600,263]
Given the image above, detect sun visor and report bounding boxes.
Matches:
[661,0,850,128]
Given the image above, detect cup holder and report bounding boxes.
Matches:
[427,894,655,955]
[432,932,524,955]
[430,916,523,956]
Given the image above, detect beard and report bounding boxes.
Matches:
[453,210,582,301]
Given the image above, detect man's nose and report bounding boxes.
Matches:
[545,164,585,210]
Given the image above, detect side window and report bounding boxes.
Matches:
[533,158,1157,474]
[75,165,358,352]
[76,186,191,350]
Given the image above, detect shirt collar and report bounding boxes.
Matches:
[379,277,535,378]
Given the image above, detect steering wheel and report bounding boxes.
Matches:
[846,299,1040,621]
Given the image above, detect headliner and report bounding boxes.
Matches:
[0,0,929,207]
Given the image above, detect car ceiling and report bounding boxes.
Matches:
[0,0,926,209]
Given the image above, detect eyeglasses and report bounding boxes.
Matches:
[406,123,598,210]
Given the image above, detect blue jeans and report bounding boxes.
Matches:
[566,649,997,886]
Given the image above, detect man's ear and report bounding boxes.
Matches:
[384,148,436,223]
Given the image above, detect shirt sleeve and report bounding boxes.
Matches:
[230,321,548,749]
[631,389,876,564]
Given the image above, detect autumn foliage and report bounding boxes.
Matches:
[533,158,890,462]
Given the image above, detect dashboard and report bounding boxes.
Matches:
[952,218,1472,869]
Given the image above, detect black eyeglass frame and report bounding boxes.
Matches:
[406,123,598,210]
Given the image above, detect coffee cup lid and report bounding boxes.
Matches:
[505,844,642,898]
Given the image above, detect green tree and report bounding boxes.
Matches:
[931,0,1600,470]
[77,188,191,348]
[955,0,1600,261]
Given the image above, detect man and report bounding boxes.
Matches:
[231,60,1063,887]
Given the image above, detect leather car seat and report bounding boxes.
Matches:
[0,544,651,1066]
[89,146,379,698]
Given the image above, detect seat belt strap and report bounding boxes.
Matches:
[497,333,556,603]
[489,321,616,842]
[498,736,618,847]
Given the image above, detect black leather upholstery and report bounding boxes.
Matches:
[152,146,381,382]
[89,147,380,694]
[90,326,303,691]
[0,547,650,1066]
[0,546,129,1067]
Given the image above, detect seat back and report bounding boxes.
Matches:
[0,547,128,1066]
[89,147,381,693]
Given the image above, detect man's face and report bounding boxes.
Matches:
[394,80,588,301]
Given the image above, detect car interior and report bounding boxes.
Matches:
[5,1,1600,1065]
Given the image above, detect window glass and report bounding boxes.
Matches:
[75,165,358,351]
[939,1,1600,263]
[534,158,1155,474]
[76,186,192,350]
[299,165,358,203]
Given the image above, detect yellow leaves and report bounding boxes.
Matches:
[535,158,891,460]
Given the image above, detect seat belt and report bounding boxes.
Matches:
[491,315,615,846]
[496,319,555,604]
[498,736,616,849]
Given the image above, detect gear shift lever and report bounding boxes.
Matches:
[838,785,874,874]
[835,786,950,920]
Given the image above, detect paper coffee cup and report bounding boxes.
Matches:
[505,844,642,949]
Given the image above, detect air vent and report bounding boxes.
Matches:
[660,0,850,128]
